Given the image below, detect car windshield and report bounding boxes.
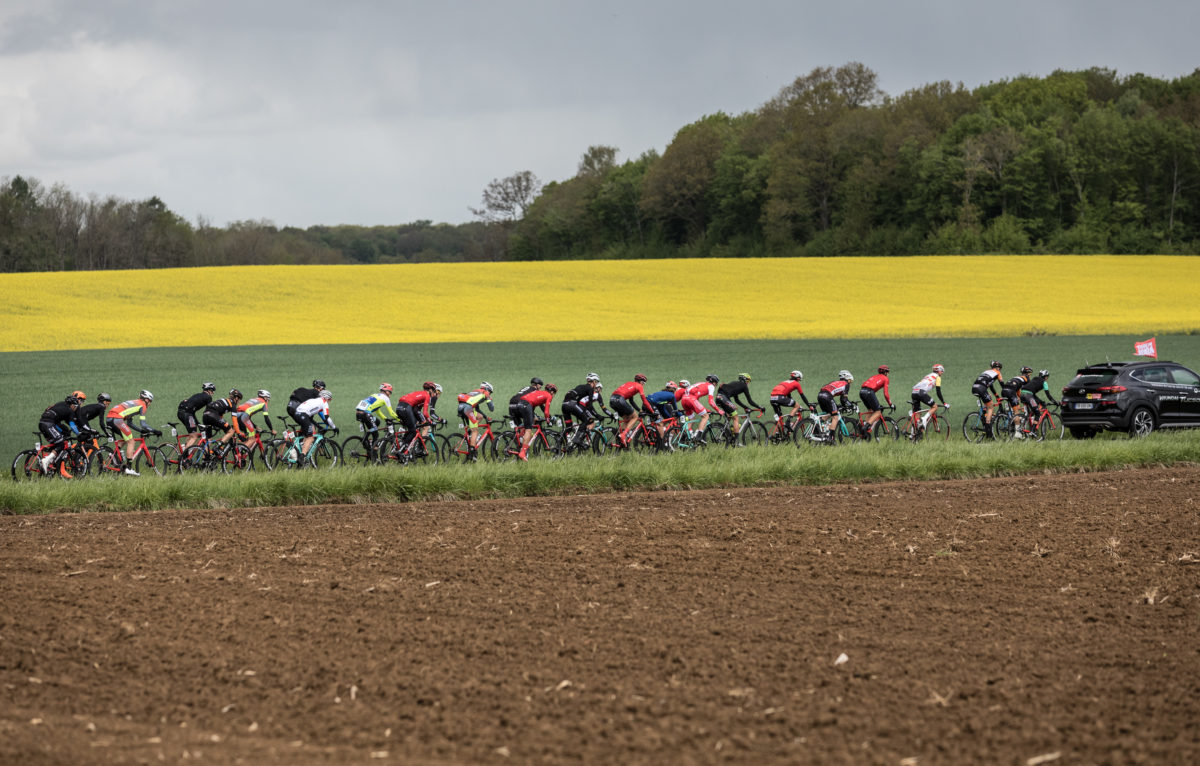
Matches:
[1067,370,1118,388]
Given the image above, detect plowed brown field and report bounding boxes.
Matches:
[3,467,1200,765]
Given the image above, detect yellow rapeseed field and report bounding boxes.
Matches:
[3,256,1198,351]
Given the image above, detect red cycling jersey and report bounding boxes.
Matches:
[821,380,850,397]
[399,390,432,417]
[520,389,554,418]
[688,382,716,400]
[770,380,804,397]
[674,387,687,404]
[612,381,644,399]
[861,374,890,399]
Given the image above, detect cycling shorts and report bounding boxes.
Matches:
[294,411,317,437]
[561,401,592,426]
[769,395,795,417]
[38,421,67,447]
[457,403,481,428]
[177,407,200,433]
[608,394,635,417]
[859,389,882,412]
[680,394,705,416]
[1020,392,1044,411]
[971,382,994,403]
[1001,390,1022,408]
[107,417,133,440]
[509,400,535,429]
[817,391,838,415]
[653,401,677,419]
[233,412,256,436]
[356,410,381,433]
[202,411,231,433]
[911,391,935,410]
[714,394,737,416]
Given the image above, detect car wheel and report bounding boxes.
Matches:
[1068,427,1097,440]
[1127,407,1155,438]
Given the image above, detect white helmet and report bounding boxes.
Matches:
[679,379,691,389]
[140,389,154,402]
[838,370,854,382]
[257,389,271,400]
[480,381,493,393]
[585,372,600,383]
[789,370,803,381]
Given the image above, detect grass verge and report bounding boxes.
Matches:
[4,431,1199,515]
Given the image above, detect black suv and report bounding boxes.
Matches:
[1060,361,1200,438]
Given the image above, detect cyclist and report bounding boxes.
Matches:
[562,374,611,446]
[234,390,276,447]
[769,371,813,439]
[610,374,656,444]
[295,390,335,459]
[681,377,720,436]
[818,371,855,440]
[106,390,160,475]
[716,373,763,439]
[509,377,545,410]
[357,383,401,450]
[911,364,949,430]
[203,389,243,448]
[513,383,557,461]
[1000,367,1033,431]
[971,361,1005,439]
[645,381,683,445]
[287,379,326,422]
[37,392,83,477]
[1019,370,1061,435]
[178,382,216,452]
[397,382,442,456]
[859,366,894,436]
[74,391,113,439]
[457,382,495,454]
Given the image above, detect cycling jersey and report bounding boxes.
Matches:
[687,382,716,401]
[205,398,236,417]
[972,368,1003,403]
[861,374,890,397]
[40,401,76,427]
[1020,375,1059,404]
[912,372,942,394]
[520,390,555,419]
[612,381,646,400]
[399,390,435,419]
[296,397,333,427]
[178,392,212,415]
[235,397,273,434]
[716,380,762,411]
[770,380,804,398]
[1001,375,1029,394]
[974,369,1002,387]
[646,389,680,418]
[820,380,851,397]
[458,389,493,411]
[74,403,110,435]
[357,393,399,420]
[509,386,538,405]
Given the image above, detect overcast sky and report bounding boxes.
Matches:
[2,1,1196,229]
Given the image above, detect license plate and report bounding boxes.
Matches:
[1087,393,1101,400]
[1074,402,1094,410]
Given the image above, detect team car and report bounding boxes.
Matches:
[1059,360,1200,438]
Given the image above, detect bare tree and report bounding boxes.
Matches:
[470,170,542,224]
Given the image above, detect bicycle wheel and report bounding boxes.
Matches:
[12,450,43,481]
[444,433,474,463]
[738,420,769,447]
[341,436,375,467]
[991,413,1013,442]
[930,415,956,441]
[157,443,183,474]
[498,432,524,462]
[59,447,89,479]
[962,412,986,443]
[702,422,731,447]
[133,445,169,477]
[1039,411,1064,441]
[309,438,341,468]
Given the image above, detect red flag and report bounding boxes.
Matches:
[1134,337,1157,359]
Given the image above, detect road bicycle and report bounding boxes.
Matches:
[962,399,1011,443]
[379,416,446,466]
[341,420,394,466]
[858,404,903,441]
[552,416,607,459]
[11,431,89,481]
[441,415,504,463]
[899,403,953,442]
[272,416,342,469]
[1008,402,1065,442]
[180,434,254,473]
[92,430,171,476]
[799,403,862,445]
[501,415,562,461]
[702,409,769,447]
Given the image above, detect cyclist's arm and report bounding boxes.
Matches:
[935,385,946,404]
[1041,381,1059,405]
[882,380,892,406]
[739,390,763,410]
[263,412,274,432]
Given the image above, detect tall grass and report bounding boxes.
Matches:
[4,431,1199,515]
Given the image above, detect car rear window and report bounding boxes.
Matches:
[1068,370,1119,387]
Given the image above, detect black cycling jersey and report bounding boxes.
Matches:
[1020,375,1059,404]
[290,387,320,403]
[509,385,537,405]
[717,381,762,410]
[205,398,236,417]
[74,403,110,433]
[178,391,212,414]
[563,384,593,403]
[40,401,76,425]
[1001,375,1028,395]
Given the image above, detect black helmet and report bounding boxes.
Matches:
[97,392,112,404]
[1020,366,1033,375]
[705,374,719,384]
[531,377,544,386]
[202,382,216,392]
[313,379,326,389]
[990,361,1002,370]
[229,388,243,400]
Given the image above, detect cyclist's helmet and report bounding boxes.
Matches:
[423,381,442,394]
[480,381,494,393]
[738,372,751,382]
[140,389,154,403]
[202,382,216,392]
[320,390,332,401]
[990,360,1002,369]
[705,374,719,384]
[666,381,679,391]
[97,392,112,404]
[790,370,803,381]
[1020,366,1033,375]
[634,373,648,383]
[1039,369,1050,378]
[932,364,945,374]
[594,382,603,391]
[229,388,242,400]
[877,365,890,375]
[71,390,87,401]
[257,389,271,400]
[545,383,558,394]
[313,379,326,389]
[679,379,692,388]
[379,383,393,395]
[838,370,854,381]
[66,394,81,406]
[531,377,544,386]
[585,372,600,384]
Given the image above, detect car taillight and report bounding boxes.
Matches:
[1098,386,1126,393]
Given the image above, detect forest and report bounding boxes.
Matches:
[2,64,1198,272]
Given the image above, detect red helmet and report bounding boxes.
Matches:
[379,383,393,395]
[634,373,647,383]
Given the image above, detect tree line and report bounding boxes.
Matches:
[3,64,1198,272]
